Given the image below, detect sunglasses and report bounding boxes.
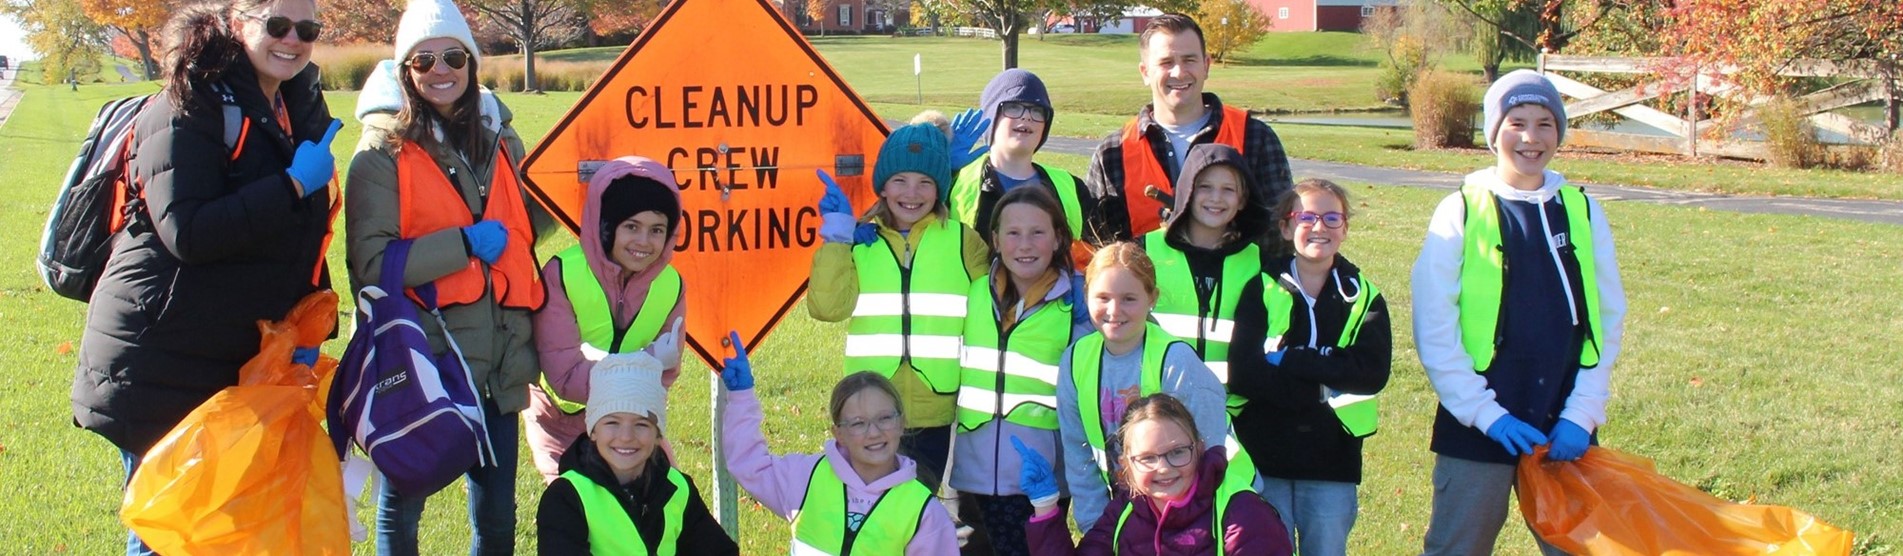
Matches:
[1289,210,1347,229]
[406,49,471,73]
[246,14,322,43]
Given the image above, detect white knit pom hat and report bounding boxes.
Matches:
[393,0,479,62]
[585,353,667,434]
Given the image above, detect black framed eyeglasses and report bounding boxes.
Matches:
[247,14,322,43]
[1127,444,1195,472]
[406,49,471,73]
[998,101,1049,123]
[1289,210,1347,229]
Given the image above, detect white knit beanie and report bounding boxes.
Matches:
[585,353,667,434]
[393,0,480,62]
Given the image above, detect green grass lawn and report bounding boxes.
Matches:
[3,82,1899,554]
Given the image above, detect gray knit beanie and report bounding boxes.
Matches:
[1483,69,1568,151]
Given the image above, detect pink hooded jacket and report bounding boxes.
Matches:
[723,389,960,555]
[526,156,687,482]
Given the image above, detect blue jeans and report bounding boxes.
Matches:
[1258,477,1358,556]
[374,401,520,556]
[120,449,156,556]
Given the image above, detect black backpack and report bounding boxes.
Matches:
[37,84,242,302]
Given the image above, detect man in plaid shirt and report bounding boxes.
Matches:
[1083,13,1294,254]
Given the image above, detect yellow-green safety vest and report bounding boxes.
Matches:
[1458,184,1603,372]
[845,221,973,394]
[955,274,1073,432]
[543,246,684,414]
[1069,323,1182,484]
[1111,445,1262,556]
[561,467,690,556]
[1143,230,1259,416]
[789,456,933,555]
[947,157,1085,234]
[1261,274,1382,437]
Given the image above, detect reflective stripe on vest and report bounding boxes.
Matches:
[1143,230,1259,415]
[790,456,932,555]
[394,140,545,310]
[955,274,1072,431]
[1110,445,1261,556]
[947,157,1086,234]
[1070,322,1181,484]
[1262,274,1383,437]
[1457,184,1603,372]
[541,246,683,414]
[1117,105,1249,237]
[845,222,971,394]
[562,468,689,556]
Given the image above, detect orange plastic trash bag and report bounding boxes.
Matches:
[121,291,349,555]
[1517,445,1854,556]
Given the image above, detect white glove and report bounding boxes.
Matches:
[648,317,685,364]
[955,524,974,547]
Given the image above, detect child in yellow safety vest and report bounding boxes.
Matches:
[1056,243,1233,532]
[1138,143,1275,415]
[528,156,688,484]
[719,332,961,555]
[946,185,1094,555]
[806,112,991,495]
[536,351,735,554]
[1225,178,1392,556]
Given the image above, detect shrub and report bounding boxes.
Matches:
[477,59,606,92]
[1374,35,1429,105]
[1409,69,1480,149]
[1759,96,1824,169]
[313,43,388,91]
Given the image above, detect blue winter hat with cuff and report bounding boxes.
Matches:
[872,122,953,205]
[1483,69,1568,151]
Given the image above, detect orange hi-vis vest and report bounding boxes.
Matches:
[395,140,545,310]
[1118,105,1249,236]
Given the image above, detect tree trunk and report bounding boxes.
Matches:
[999,18,1019,70]
[133,28,157,81]
[520,4,539,92]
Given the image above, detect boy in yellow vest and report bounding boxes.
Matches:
[1411,69,1627,555]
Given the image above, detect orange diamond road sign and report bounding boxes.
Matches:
[521,0,888,369]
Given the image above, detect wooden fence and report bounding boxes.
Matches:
[1539,54,1901,160]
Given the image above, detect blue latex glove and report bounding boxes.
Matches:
[816,170,859,244]
[1545,419,1591,461]
[462,220,508,265]
[1485,415,1550,457]
[1010,435,1060,510]
[1264,348,1287,366]
[1067,273,1091,327]
[852,223,880,246]
[292,346,319,368]
[720,331,754,392]
[948,107,992,171]
[287,119,343,197]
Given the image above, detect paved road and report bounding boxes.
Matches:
[0,72,21,131]
[1040,135,1903,227]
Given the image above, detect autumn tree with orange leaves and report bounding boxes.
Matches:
[77,0,172,80]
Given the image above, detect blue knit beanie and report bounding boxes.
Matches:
[872,122,953,205]
[1483,69,1568,151]
[980,68,1054,150]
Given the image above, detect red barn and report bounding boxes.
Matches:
[1249,0,1396,32]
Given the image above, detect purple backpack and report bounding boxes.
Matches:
[328,240,496,496]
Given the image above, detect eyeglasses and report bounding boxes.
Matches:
[1126,444,1195,472]
[245,14,322,43]
[1288,210,1346,229]
[835,411,903,437]
[998,102,1049,123]
[406,49,471,73]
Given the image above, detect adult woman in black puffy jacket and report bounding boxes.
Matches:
[71,0,338,552]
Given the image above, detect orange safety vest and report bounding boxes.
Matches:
[1117,105,1249,237]
[395,140,545,310]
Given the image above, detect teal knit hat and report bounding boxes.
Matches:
[872,122,953,205]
